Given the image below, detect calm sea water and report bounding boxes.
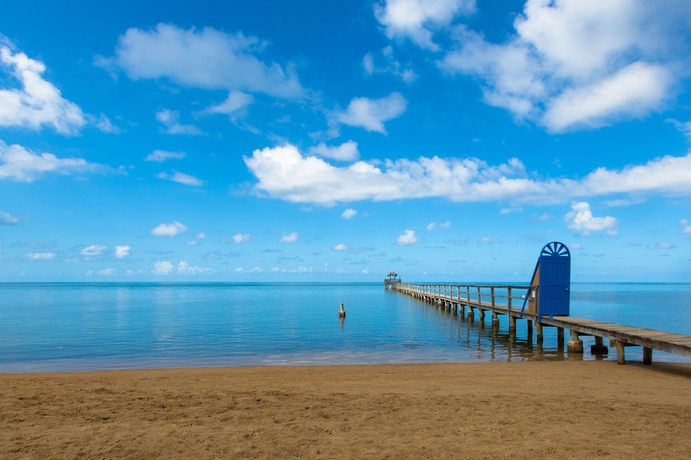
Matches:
[1,282,690,372]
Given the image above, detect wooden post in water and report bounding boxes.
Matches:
[557,328,564,347]
[536,322,543,344]
[643,347,653,365]
[591,336,608,355]
[567,330,583,353]
[509,315,516,333]
[527,320,533,342]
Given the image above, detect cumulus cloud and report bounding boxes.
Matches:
[363,46,417,83]
[279,232,299,243]
[150,221,187,237]
[308,140,360,161]
[244,144,691,206]
[427,220,451,230]
[564,202,618,236]
[374,0,476,50]
[681,219,691,234]
[155,109,202,135]
[0,44,85,134]
[396,229,419,245]
[333,243,349,251]
[232,233,252,243]
[177,261,212,275]
[80,245,106,257]
[153,260,174,275]
[438,0,690,131]
[205,90,254,116]
[0,141,102,182]
[94,113,122,134]
[0,211,20,224]
[335,92,407,134]
[26,252,55,260]
[115,245,130,258]
[341,208,358,219]
[98,268,117,276]
[97,23,304,99]
[158,171,205,186]
[144,150,185,162]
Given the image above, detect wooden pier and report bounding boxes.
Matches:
[391,282,691,365]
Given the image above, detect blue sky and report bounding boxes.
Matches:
[1,0,690,282]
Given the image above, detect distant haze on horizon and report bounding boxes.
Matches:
[1,0,690,283]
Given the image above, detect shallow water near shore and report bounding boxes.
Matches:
[1,282,690,372]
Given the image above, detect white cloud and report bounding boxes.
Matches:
[80,245,106,257]
[564,202,618,236]
[94,114,121,133]
[153,260,174,275]
[115,245,130,258]
[26,252,55,260]
[0,211,20,224]
[308,140,360,161]
[669,119,691,139]
[363,46,417,83]
[439,1,689,131]
[0,141,101,182]
[396,229,418,245]
[195,232,206,239]
[279,232,299,243]
[478,236,502,244]
[205,90,253,116]
[98,268,117,276]
[150,221,187,237]
[158,171,205,186]
[245,144,691,206]
[333,243,349,251]
[335,92,407,134]
[186,240,198,246]
[155,109,202,135]
[177,261,212,275]
[570,243,583,250]
[681,219,691,234]
[233,233,252,243]
[98,23,303,99]
[374,0,476,50]
[543,62,672,131]
[341,208,358,219]
[0,45,85,134]
[657,242,677,250]
[427,220,451,230]
[144,150,185,162]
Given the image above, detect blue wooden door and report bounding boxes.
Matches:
[538,242,570,316]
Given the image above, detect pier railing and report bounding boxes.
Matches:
[398,283,532,312]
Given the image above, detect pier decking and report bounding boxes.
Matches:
[391,282,691,364]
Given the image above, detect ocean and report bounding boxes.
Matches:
[1,282,690,372]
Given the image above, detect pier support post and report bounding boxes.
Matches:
[491,312,499,328]
[557,328,565,348]
[590,336,608,355]
[467,307,475,322]
[567,330,583,353]
[611,340,626,365]
[479,309,486,321]
[643,347,653,365]
[536,323,543,344]
[527,320,533,343]
[508,315,516,333]
[460,305,465,317]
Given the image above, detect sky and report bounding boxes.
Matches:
[1,0,691,283]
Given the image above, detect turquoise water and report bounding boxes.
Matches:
[0,282,690,372]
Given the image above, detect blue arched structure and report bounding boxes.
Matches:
[522,242,571,319]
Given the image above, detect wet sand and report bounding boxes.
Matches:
[2,361,690,459]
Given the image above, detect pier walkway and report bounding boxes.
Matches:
[390,282,691,364]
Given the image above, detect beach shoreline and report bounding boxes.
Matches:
[2,360,690,459]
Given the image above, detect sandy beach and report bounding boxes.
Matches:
[1,361,690,459]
